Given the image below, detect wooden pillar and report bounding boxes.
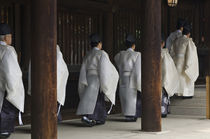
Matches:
[103,12,114,59]
[103,1,114,60]
[141,0,161,132]
[14,4,21,62]
[31,0,57,138]
[207,76,210,119]
[21,3,31,69]
[204,0,210,119]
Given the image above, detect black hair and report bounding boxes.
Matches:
[91,42,100,47]
[89,33,101,47]
[126,41,135,48]
[176,18,185,30]
[183,23,191,35]
[125,34,135,48]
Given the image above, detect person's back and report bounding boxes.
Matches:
[84,48,105,71]
[166,18,185,51]
[114,34,141,122]
[115,50,140,73]
[170,24,199,98]
[77,34,119,126]
[171,35,189,73]
[166,30,182,50]
[0,23,24,138]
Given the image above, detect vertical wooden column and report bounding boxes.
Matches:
[21,3,31,69]
[14,4,21,62]
[204,0,210,119]
[207,76,210,119]
[103,0,114,60]
[103,12,114,60]
[141,0,162,132]
[31,0,57,138]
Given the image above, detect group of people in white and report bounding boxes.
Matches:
[0,18,199,138]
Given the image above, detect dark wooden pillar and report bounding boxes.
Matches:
[207,76,210,119]
[21,3,31,69]
[103,11,114,59]
[205,0,210,76]
[14,4,21,62]
[141,0,161,132]
[103,0,114,60]
[31,0,57,138]
[204,0,210,119]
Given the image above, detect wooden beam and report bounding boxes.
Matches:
[31,0,57,138]
[141,0,162,132]
[58,0,112,12]
[0,0,25,5]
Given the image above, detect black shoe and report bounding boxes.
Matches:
[161,114,167,118]
[125,117,137,122]
[0,132,11,138]
[95,120,105,125]
[182,96,193,99]
[81,116,96,127]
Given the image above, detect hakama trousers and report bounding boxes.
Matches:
[86,93,107,122]
[0,99,18,133]
[161,88,169,116]
[135,92,142,118]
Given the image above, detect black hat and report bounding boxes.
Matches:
[90,33,101,44]
[126,34,135,43]
[125,34,135,48]
[183,23,191,35]
[0,23,11,35]
[176,18,186,29]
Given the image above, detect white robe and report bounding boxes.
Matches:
[28,45,69,105]
[166,30,182,52]
[114,49,141,116]
[0,42,25,112]
[161,48,179,97]
[77,48,119,115]
[170,35,199,96]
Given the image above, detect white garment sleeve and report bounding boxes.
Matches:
[162,49,180,97]
[78,59,88,98]
[2,48,25,112]
[184,40,199,82]
[57,46,69,105]
[129,53,141,92]
[99,51,119,105]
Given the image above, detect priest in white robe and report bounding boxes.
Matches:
[28,45,69,121]
[114,34,141,122]
[170,24,199,98]
[166,18,185,52]
[76,34,119,126]
[0,23,25,138]
[161,34,180,117]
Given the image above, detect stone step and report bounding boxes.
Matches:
[169,106,206,116]
[194,93,206,98]
[171,88,206,99]
[170,98,206,107]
